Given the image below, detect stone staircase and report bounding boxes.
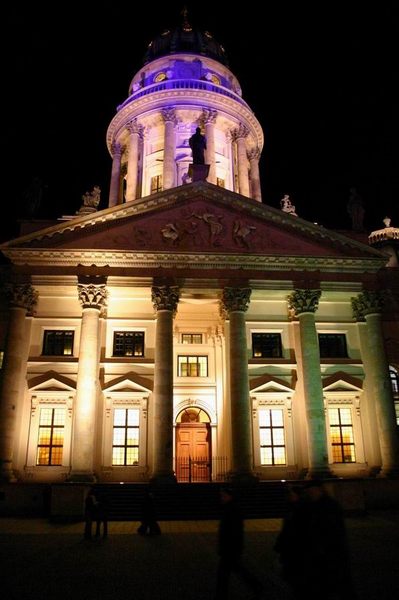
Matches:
[92,481,288,521]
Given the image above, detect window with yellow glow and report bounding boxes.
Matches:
[178,355,208,377]
[36,408,65,465]
[259,409,286,465]
[329,407,356,462]
[112,408,139,466]
[42,330,74,356]
[113,331,144,357]
[181,333,203,344]
[151,174,163,193]
[210,74,220,85]
[216,178,225,188]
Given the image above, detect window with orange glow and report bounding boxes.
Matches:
[259,409,286,465]
[150,174,163,193]
[113,332,144,357]
[36,408,65,465]
[329,407,356,462]
[42,330,74,356]
[178,355,208,377]
[112,408,139,466]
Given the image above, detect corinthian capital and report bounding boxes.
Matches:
[220,287,251,316]
[232,123,249,141]
[351,291,384,321]
[111,141,123,157]
[126,119,143,136]
[288,289,321,316]
[78,283,107,312]
[161,108,177,124]
[201,109,218,125]
[6,283,38,313]
[247,147,261,161]
[152,285,180,314]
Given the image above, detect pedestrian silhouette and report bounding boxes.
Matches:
[189,127,207,165]
[137,489,161,536]
[84,487,98,540]
[215,486,263,599]
[94,490,108,539]
[275,480,356,600]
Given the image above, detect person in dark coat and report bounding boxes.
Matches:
[215,486,263,599]
[275,480,356,600]
[137,489,161,536]
[94,490,108,539]
[84,487,98,540]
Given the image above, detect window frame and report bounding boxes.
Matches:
[318,333,348,358]
[112,331,145,357]
[251,332,283,359]
[42,330,75,356]
[258,407,287,466]
[177,355,208,377]
[112,407,140,467]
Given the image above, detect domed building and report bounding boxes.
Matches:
[0,16,398,516]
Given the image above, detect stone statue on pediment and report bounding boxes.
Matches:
[77,186,101,215]
[347,187,365,232]
[280,194,298,216]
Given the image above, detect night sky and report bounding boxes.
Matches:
[3,1,398,242]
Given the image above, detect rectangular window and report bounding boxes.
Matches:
[151,174,163,193]
[395,402,399,427]
[112,408,140,466]
[36,408,65,465]
[113,332,144,357]
[252,333,282,358]
[216,178,225,188]
[178,356,208,377]
[318,334,348,358]
[0,350,4,369]
[259,409,286,465]
[181,333,203,344]
[42,331,74,356]
[329,407,356,462]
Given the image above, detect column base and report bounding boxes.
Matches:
[0,461,18,483]
[228,471,259,485]
[67,472,97,483]
[150,472,177,485]
[306,466,335,480]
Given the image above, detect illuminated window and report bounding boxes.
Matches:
[390,366,399,395]
[113,332,144,357]
[329,407,356,463]
[151,175,163,193]
[42,331,74,356]
[178,356,208,377]
[216,178,225,188]
[36,408,65,465]
[154,72,167,82]
[0,350,4,369]
[252,333,282,358]
[318,334,347,358]
[259,409,286,465]
[210,74,220,85]
[112,408,139,466]
[181,333,203,344]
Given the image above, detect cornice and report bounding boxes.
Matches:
[0,249,386,273]
[106,88,263,151]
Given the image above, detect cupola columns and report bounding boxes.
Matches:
[125,120,142,202]
[162,109,177,190]
[108,142,123,207]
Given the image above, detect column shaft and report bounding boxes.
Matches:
[70,308,101,479]
[163,119,176,190]
[237,137,250,197]
[249,152,262,202]
[298,312,330,476]
[126,127,140,201]
[108,143,122,207]
[0,306,29,481]
[204,118,217,184]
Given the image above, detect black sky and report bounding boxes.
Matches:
[3,1,398,242]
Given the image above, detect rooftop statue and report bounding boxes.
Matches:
[280,194,298,217]
[189,127,207,165]
[347,187,365,232]
[77,185,101,214]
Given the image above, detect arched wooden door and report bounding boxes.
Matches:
[175,421,211,482]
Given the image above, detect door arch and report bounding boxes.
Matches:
[175,407,211,482]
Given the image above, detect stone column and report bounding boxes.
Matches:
[0,284,37,481]
[233,124,250,197]
[202,109,217,184]
[288,289,331,478]
[248,147,262,202]
[108,142,123,207]
[69,277,107,481]
[221,287,256,482]
[125,119,142,202]
[352,292,399,476]
[151,285,180,483]
[162,109,177,190]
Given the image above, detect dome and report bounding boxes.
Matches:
[143,20,228,67]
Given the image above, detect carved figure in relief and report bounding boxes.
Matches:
[280,194,297,216]
[161,223,179,244]
[233,220,256,248]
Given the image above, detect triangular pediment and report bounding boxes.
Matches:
[250,374,295,394]
[102,372,153,393]
[28,371,76,391]
[323,371,363,392]
[1,183,385,267]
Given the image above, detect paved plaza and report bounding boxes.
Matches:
[1,511,398,600]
